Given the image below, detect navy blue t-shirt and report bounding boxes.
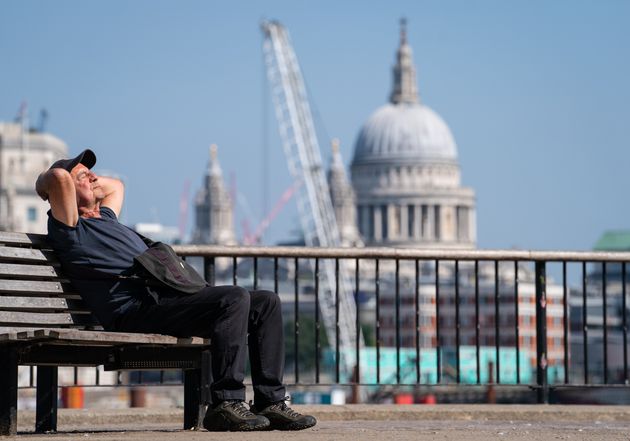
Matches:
[47,206,148,274]
[47,207,150,329]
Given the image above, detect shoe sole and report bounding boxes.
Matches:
[274,420,317,431]
[204,414,270,432]
[265,418,317,431]
[204,421,270,432]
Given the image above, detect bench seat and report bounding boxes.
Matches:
[0,232,211,436]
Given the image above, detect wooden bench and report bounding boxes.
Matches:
[0,231,211,436]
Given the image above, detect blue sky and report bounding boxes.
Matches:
[1,0,629,250]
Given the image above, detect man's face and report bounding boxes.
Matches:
[70,164,103,208]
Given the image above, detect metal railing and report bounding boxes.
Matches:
[18,246,630,404]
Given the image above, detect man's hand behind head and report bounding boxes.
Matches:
[35,167,79,227]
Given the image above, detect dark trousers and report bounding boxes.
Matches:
[114,285,286,406]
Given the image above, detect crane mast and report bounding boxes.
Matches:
[261,21,361,376]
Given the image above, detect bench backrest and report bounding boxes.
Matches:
[0,231,99,334]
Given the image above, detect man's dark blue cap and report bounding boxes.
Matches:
[49,149,96,172]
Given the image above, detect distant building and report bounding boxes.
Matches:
[327,139,362,247]
[330,20,476,249]
[134,222,181,244]
[570,230,630,383]
[593,230,630,252]
[0,120,68,233]
[191,144,236,245]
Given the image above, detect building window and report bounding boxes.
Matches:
[381,204,388,240]
[27,207,37,222]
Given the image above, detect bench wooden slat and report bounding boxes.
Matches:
[0,231,48,247]
[0,279,76,295]
[0,263,61,279]
[0,246,57,263]
[20,328,208,346]
[0,311,76,326]
[0,328,207,346]
[0,296,90,313]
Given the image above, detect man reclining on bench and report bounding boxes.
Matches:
[35,149,316,432]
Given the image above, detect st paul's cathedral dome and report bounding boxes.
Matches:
[339,20,476,249]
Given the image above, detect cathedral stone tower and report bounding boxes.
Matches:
[327,139,362,247]
[350,19,476,249]
[192,145,236,245]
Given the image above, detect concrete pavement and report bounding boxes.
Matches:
[6,405,630,440]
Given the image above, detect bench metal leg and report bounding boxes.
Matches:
[0,346,18,436]
[200,350,212,407]
[183,368,204,430]
[35,366,58,433]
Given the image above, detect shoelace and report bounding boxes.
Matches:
[226,400,255,417]
[271,401,301,418]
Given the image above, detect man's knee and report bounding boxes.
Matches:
[254,290,282,311]
[226,285,250,311]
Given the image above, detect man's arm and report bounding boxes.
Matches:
[35,168,79,227]
[98,176,125,218]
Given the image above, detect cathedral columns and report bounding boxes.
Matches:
[374,205,383,241]
[425,205,434,240]
[414,205,422,239]
[400,204,408,240]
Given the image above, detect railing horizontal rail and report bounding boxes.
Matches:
[173,245,630,262]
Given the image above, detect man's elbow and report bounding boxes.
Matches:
[36,168,73,200]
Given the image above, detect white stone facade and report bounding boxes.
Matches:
[0,122,68,234]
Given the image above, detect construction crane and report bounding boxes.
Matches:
[261,20,362,377]
[243,180,300,245]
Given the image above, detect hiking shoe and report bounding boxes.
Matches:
[250,399,317,431]
[203,400,270,431]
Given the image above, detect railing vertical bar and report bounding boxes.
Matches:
[395,258,401,384]
[274,257,278,295]
[232,257,237,285]
[294,257,299,384]
[582,261,589,384]
[253,257,259,291]
[562,261,569,384]
[355,258,361,386]
[160,370,165,384]
[204,257,215,287]
[335,258,341,384]
[623,261,628,385]
[514,261,521,384]
[435,259,441,384]
[475,260,481,385]
[455,260,461,384]
[29,366,34,387]
[602,262,608,384]
[314,258,320,384]
[74,366,78,386]
[494,260,500,384]
[415,259,421,384]
[96,366,100,385]
[535,261,549,403]
[375,258,381,384]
